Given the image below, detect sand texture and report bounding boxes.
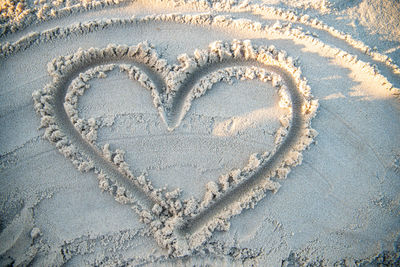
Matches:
[1,0,399,266]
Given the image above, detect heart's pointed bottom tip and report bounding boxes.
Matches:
[160,114,178,132]
[167,125,177,132]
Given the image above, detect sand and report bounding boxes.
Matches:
[0,0,399,266]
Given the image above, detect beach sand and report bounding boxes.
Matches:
[0,0,399,265]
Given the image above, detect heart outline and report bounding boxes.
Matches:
[32,40,318,256]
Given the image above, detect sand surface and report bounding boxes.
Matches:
[1,0,399,266]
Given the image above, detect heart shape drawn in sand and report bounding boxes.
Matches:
[33,40,318,256]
